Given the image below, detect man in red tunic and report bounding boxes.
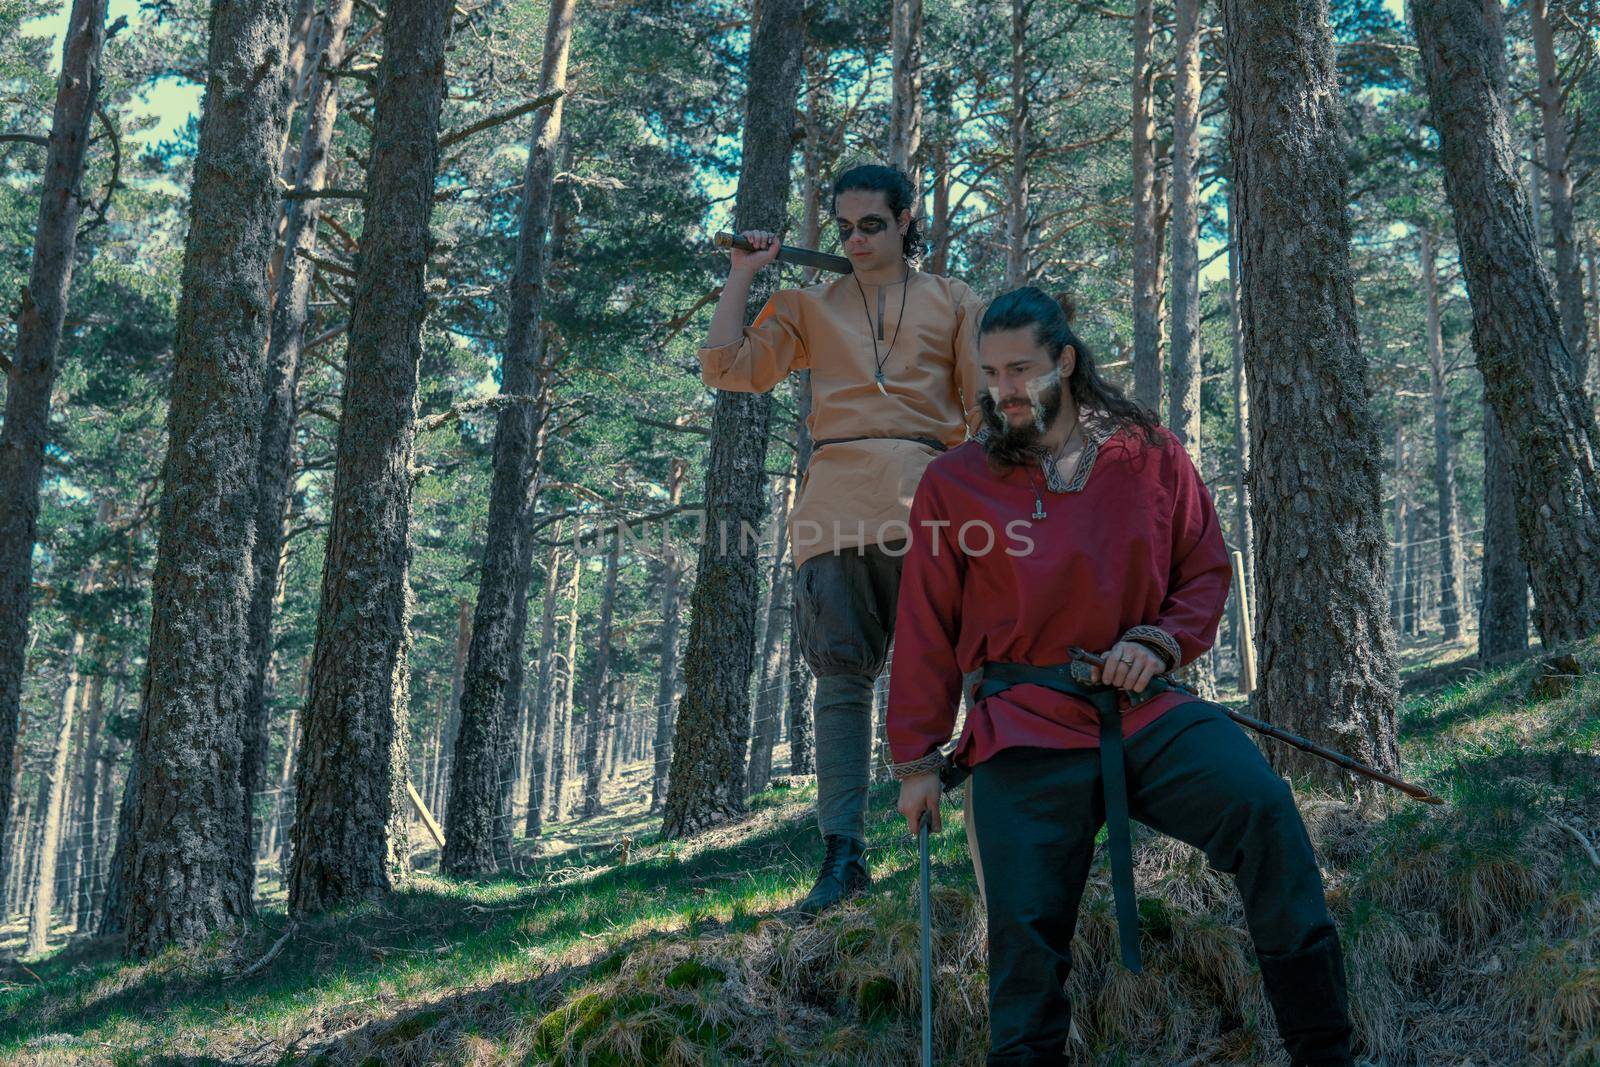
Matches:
[887,288,1355,1067]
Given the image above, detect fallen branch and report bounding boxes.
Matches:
[1552,817,1600,868]
[232,921,299,980]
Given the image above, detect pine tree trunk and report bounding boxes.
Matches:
[788,657,814,776]
[651,465,686,812]
[662,0,805,839]
[1587,233,1598,371]
[434,598,471,818]
[1421,229,1463,641]
[242,0,356,875]
[125,0,299,957]
[524,544,563,838]
[581,532,622,818]
[97,743,137,937]
[1003,0,1029,289]
[28,630,86,955]
[1390,425,1406,626]
[0,0,108,880]
[549,556,582,822]
[788,330,817,778]
[1479,403,1529,657]
[1131,0,1165,414]
[289,0,452,917]
[928,80,951,276]
[747,464,795,795]
[1412,0,1600,646]
[1222,0,1400,790]
[71,645,109,930]
[1227,174,1256,613]
[1403,509,1421,637]
[1167,0,1214,698]
[889,0,922,189]
[260,702,296,868]
[445,0,574,878]
[1528,0,1588,380]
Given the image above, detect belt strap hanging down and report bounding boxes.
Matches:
[973,661,1144,973]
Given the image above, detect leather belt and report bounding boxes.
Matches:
[811,434,948,453]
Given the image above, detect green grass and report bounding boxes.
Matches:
[1,640,1595,1064]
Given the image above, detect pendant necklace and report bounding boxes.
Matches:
[853,267,910,396]
[1022,418,1082,521]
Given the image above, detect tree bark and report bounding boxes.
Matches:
[1528,0,1588,380]
[1131,0,1166,414]
[524,544,563,838]
[1479,403,1530,656]
[1222,0,1400,790]
[1412,0,1600,646]
[27,629,86,955]
[72,648,111,929]
[889,0,923,190]
[432,598,471,818]
[290,0,452,916]
[1421,228,1463,641]
[444,0,574,878]
[1167,0,1214,699]
[747,464,794,795]
[662,0,805,839]
[548,553,582,821]
[125,0,298,958]
[581,530,622,818]
[1226,172,1255,613]
[1473,0,1530,662]
[651,464,686,812]
[928,79,952,277]
[0,0,108,881]
[242,0,356,881]
[1003,0,1030,289]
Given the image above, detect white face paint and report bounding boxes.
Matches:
[1024,365,1062,434]
[988,363,1063,435]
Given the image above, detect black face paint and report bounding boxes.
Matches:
[836,215,890,241]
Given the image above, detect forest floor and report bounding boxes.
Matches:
[0,638,1595,1065]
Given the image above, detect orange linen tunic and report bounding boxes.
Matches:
[697,270,987,569]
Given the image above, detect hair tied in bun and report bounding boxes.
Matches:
[1052,293,1078,324]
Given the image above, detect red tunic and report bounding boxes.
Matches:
[886,425,1232,770]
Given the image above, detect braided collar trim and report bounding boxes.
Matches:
[975,411,1117,493]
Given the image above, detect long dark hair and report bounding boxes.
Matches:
[978,287,1161,445]
[830,164,926,262]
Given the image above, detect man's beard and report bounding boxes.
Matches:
[979,380,1064,470]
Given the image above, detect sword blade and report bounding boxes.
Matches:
[919,811,933,1067]
[714,231,854,275]
[1065,646,1446,805]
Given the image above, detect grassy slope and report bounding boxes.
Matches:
[0,640,1595,1066]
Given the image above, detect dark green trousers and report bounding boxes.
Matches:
[971,700,1342,1065]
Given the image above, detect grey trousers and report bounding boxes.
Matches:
[793,542,905,843]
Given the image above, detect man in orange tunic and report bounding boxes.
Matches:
[698,164,984,915]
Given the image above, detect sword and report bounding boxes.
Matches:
[1066,647,1446,805]
[714,230,854,275]
[918,809,934,1067]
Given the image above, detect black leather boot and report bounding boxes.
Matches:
[795,834,870,917]
[1257,930,1357,1067]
